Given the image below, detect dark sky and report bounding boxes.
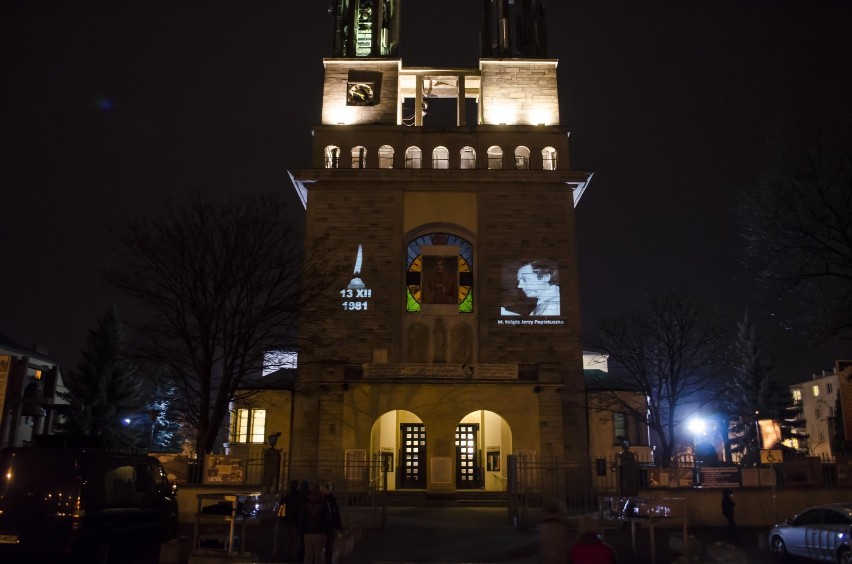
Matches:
[1,1,850,382]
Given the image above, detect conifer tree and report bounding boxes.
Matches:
[59,306,144,449]
[722,312,791,465]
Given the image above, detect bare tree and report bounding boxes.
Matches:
[587,288,730,467]
[108,192,329,460]
[737,120,852,342]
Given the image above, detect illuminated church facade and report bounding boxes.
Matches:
[287,0,595,492]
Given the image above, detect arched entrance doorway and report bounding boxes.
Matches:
[457,410,512,491]
[371,410,426,490]
[370,409,512,491]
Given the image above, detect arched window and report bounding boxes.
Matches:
[324,145,340,169]
[514,146,530,170]
[406,232,474,313]
[459,146,476,169]
[378,145,394,168]
[405,146,422,169]
[432,146,449,169]
[351,146,367,168]
[542,146,558,170]
[487,146,503,170]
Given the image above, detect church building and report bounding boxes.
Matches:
[287,0,594,493]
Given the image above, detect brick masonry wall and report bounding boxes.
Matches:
[480,60,560,125]
[322,60,400,125]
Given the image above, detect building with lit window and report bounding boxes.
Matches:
[0,331,68,448]
[786,364,850,459]
[283,0,593,492]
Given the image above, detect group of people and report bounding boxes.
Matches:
[276,480,343,564]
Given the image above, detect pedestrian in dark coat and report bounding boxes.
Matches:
[722,488,738,542]
[299,482,331,564]
[321,482,343,564]
[277,480,301,562]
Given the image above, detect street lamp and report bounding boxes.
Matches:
[687,417,707,487]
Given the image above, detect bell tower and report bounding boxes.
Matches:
[330,0,401,58]
[290,1,593,489]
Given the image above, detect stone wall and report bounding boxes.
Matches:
[480,59,560,125]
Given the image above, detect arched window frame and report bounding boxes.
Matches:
[405,146,422,169]
[542,146,558,170]
[432,146,449,169]
[487,146,503,170]
[460,146,476,169]
[378,145,394,169]
[324,145,340,169]
[351,146,367,169]
[514,146,530,170]
[406,232,474,313]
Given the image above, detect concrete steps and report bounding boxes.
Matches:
[383,490,508,507]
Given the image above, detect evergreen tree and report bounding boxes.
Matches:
[145,381,188,452]
[721,312,791,465]
[59,306,145,449]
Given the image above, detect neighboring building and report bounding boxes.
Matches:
[785,361,852,459]
[286,1,593,491]
[583,352,652,460]
[0,330,68,448]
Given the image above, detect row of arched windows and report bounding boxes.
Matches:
[324,145,558,170]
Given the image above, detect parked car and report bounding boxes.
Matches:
[0,447,178,563]
[768,503,852,563]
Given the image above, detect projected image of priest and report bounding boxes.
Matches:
[502,261,560,316]
[423,257,458,305]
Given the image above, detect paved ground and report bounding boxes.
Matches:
[143,507,816,563]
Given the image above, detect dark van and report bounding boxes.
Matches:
[0,447,178,563]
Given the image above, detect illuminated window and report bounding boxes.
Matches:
[487,146,503,170]
[514,146,530,170]
[405,146,422,169]
[351,146,367,168]
[792,388,802,402]
[232,408,266,444]
[378,145,394,168]
[32,369,43,380]
[460,146,476,169]
[324,145,340,169]
[406,232,473,313]
[613,412,626,443]
[813,384,820,397]
[542,147,558,170]
[432,146,449,169]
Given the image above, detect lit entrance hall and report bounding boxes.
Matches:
[370,409,512,491]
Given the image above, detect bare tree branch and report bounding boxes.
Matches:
[108,192,333,457]
[587,288,730,467]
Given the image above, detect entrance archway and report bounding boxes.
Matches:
[456,410,512,491]
[371,410,426,490]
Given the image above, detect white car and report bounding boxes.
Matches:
[768,503,852,563]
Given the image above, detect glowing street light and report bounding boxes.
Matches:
[687,417,707,487]
[687,417,707,436]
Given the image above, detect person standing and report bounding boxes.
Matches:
[276,480,301,562]
[722,488,738,542]
[321,482,343,564]
[299,482,330,564]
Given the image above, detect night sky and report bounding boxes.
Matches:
[2,1,850,382]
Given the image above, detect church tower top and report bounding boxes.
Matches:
[330,0,400,58]
[481,0,548,58]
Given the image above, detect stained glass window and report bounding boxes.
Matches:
[406,233,473,313]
